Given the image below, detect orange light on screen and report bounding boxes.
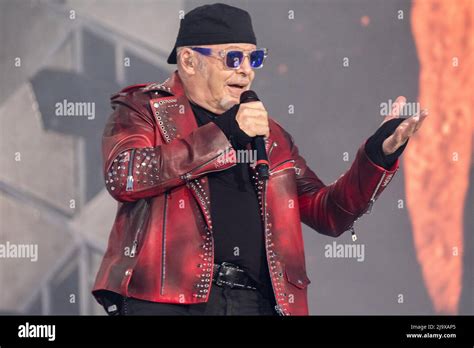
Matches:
[408,0,473,314]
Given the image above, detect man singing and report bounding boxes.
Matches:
[92,3,427,316]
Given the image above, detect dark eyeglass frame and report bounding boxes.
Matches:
[189,47,268,70]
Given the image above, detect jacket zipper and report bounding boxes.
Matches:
[269,159,295,175]
[348,171,388,242]
[126,149,136,191]
[268,141,278,158]
[180,145,234,181]
[160,192,169,295]
[274,305,286,316]
[365,171,386,215]
[130,200,150,258]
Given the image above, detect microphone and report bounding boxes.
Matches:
[239,90,270,180]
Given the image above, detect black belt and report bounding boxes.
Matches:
[212,262,258,290]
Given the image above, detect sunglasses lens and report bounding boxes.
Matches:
[226,51,244,68]
[250,50,265,68]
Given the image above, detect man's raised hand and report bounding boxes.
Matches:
[381,96,429,155]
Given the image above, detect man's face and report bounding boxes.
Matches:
[186,43,257,114]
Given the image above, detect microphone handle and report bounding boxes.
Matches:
[239,90,270,180]
[253,136,269,180]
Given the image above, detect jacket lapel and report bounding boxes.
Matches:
[147,71,198,143]
[147,71,214,230]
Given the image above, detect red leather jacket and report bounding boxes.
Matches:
[92,71,399,315]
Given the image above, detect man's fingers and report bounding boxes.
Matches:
[390,96,407,118]
[243,114,268,126]
[382,134,397,155]
[398,118,417,140]
[252,124,270,136]
[382,95,407,124]
[235,101,269,137]
[240,101,265,111]
[382,108,429,155]
[241,107,267,118]
[401,109,428,135]
[395,124,410,143]
[394,111,425,141]
[383,119,413,154]
[413,109,429,132]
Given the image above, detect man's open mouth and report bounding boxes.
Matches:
[227,84,248,96]
[227,84,246,89]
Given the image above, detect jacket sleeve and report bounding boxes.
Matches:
[103,99,235,203]
[292,135,399,237]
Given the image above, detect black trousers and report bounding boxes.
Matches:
[100,284,278,316]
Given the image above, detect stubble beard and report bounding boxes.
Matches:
[218,94,239,112]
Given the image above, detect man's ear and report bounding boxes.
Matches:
[179,48,196,75]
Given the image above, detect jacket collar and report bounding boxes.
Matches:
[148,70,276,159]
[147,71,196,145]
[147,70,276,158]
[142,70,184,97]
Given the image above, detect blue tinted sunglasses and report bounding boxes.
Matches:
[190,47,268,69]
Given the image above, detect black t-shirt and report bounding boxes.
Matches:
[189,101,274,297]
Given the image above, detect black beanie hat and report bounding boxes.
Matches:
[167,3,257,64]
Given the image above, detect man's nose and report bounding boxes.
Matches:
[237,55,252,75]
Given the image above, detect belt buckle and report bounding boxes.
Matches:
[215,262,236,288]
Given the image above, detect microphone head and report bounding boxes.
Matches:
[240,90,260,104]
